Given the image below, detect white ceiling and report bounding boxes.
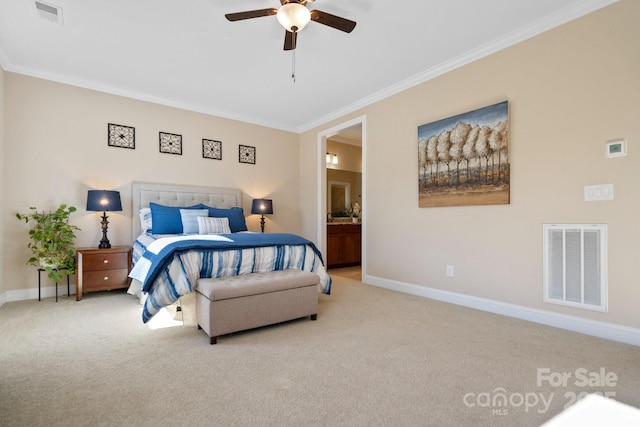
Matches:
[0,0,617,133]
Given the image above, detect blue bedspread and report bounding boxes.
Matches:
[129,233,331,323]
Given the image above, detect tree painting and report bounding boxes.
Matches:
[418,101,509,207]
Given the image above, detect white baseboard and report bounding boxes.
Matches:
[4,275,638,347]
[0,284,76,305]
[364,274,640,347]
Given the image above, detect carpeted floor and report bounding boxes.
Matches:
[1,273,639,426]
[328,266,361,281]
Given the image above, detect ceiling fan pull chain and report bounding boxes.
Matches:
[291,50,296,83]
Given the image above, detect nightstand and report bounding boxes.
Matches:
[75,246,132,301]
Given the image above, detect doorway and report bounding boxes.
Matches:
[317,116,366,279]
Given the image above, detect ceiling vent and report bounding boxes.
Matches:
[34,1,63,25]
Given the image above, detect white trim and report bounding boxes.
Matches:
[0,284,76,304]
[316,116,366,272]
[0,1,617,134]
[364,274,640,347]
[4,272,637,347]
[0,63,300,133]
[328,134,361,147]
[298,0,619,133]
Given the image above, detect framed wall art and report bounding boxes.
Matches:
[417,101,509,208]
[159,132,182,155]
[239,144,256,164]
[107,123,135,149]
[202,139,222,160]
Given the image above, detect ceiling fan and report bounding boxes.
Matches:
[225,0,357,51]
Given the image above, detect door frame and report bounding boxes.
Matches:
[316,115,366,275]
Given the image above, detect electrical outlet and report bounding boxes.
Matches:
[446,265,454,277]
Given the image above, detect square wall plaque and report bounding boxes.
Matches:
[203,139,222,160]
[239,145,256,164]
[108,123,135,149]
[159,132,182,155]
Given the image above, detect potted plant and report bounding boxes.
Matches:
[16,204,80,283]
[347,201,361,223]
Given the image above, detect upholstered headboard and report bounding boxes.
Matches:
[131,182,242,238]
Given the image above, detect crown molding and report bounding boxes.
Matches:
[328,135,361,146]
[1,0,618,135]
[297,0,619,133]
[1,62,300,133]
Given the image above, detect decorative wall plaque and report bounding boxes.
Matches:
[108,123,135,149]
[159,132,182,155]
[239,144,256,164]
[202,139,222,160]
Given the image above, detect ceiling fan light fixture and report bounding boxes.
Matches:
[277,3,311,32]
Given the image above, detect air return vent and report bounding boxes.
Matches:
[543,224,607,312]
[34,1,63,24]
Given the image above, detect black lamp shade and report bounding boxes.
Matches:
[251,199,273,215]
[86,190,122,212]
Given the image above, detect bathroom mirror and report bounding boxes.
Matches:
[328,181,351,217]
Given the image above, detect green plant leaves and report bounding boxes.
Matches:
[16,204,80,283]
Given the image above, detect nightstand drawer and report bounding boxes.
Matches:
[82,268,129,291]
[82,252,128,271]
[76,246,132,301]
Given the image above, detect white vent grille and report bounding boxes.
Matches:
[34,1,63,24]
[543,224,607,311]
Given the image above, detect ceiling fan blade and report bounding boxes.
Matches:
[310,10,356,33]
[284,30,297,51]
[225,8,278,22]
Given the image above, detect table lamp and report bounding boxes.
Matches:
[86,190,122,248]
[251,198,273,233]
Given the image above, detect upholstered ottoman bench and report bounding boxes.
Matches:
[195,270,319,344]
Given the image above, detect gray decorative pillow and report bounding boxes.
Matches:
[197,216,231,234]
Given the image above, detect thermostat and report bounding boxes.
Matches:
[606,139,626,158]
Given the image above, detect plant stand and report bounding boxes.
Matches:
[37,268,70,302]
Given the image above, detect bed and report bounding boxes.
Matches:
[127,182,331,323]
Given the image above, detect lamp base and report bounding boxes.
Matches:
[98,211,111,248]
[260,215,266,233]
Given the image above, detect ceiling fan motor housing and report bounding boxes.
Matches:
[277,2,311,33]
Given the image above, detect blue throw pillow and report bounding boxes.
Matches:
[197,205,248,233]
[149,203,202,234]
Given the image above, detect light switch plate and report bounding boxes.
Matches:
[584,184,614,201]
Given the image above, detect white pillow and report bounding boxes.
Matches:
[139,208,152,234]
[197,216,231,234]
[180,209,209,234]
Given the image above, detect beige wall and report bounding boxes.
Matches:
[300,0,639,330]
[326,139,362,173]
[0,65,5,298]
[1,1,638,339]
[3,74,299,295]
